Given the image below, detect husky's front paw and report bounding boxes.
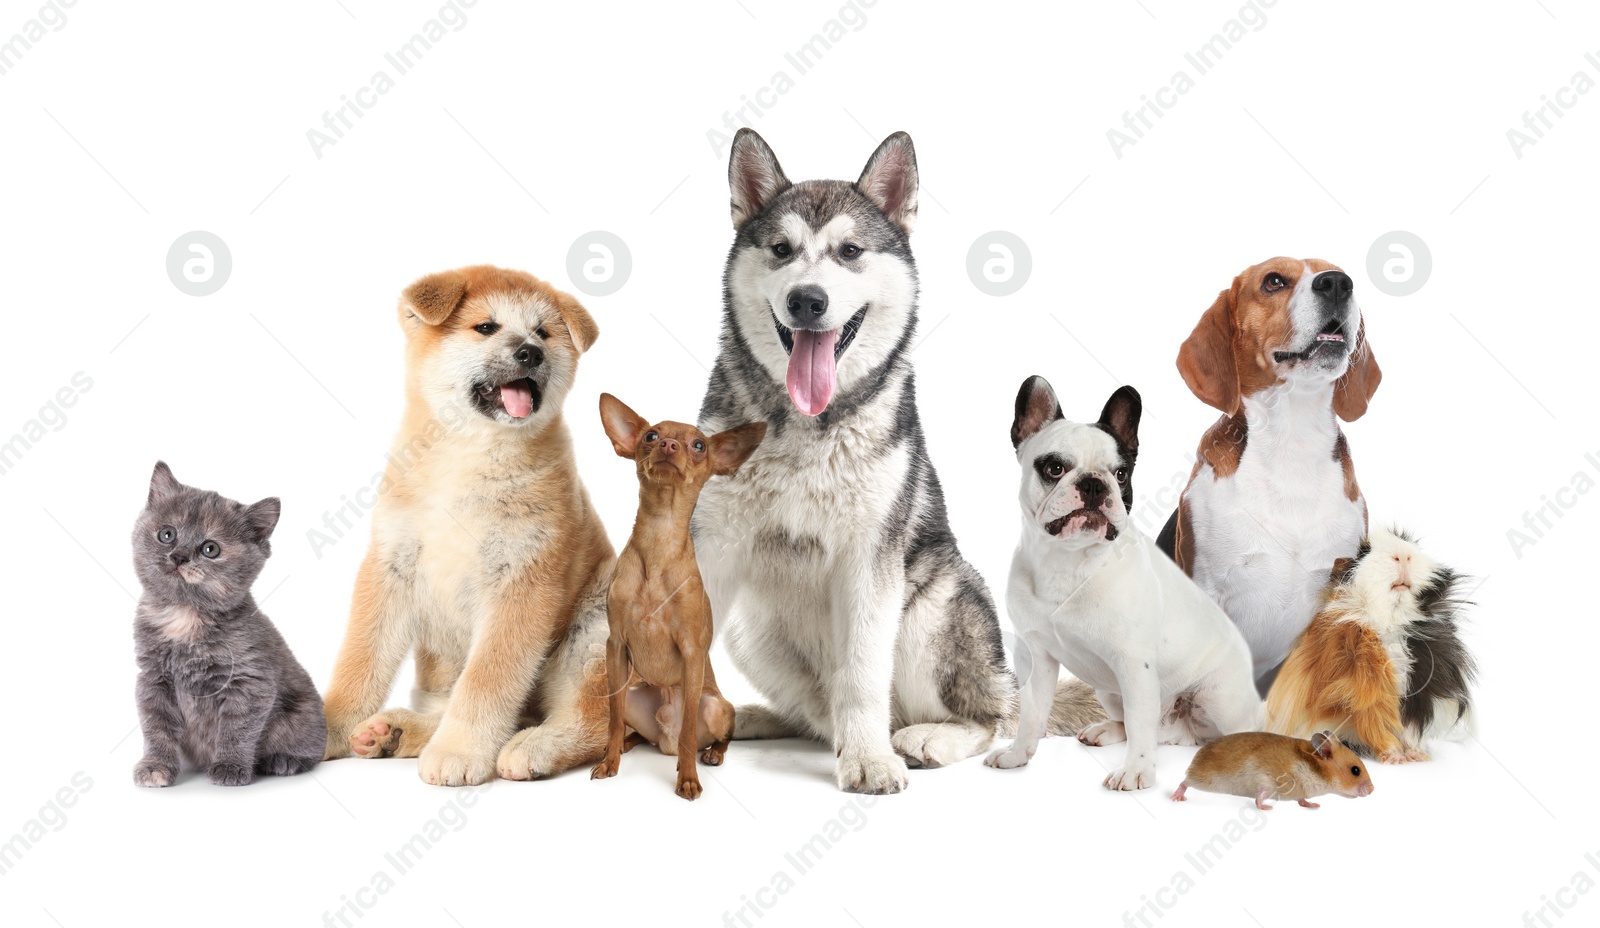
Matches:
[418,731,496,787]
[207,762,254,787]
[983,744,1034,769]
[1104,763,1155,791]
[133,757,178,788]
[1078,720,1127,746]
[836,750,908,794]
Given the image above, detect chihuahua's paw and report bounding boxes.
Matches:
[590,755,620,780]
[1103,763,1155,791]
[1078,720,1127,746]
[133,757,178,788]
[700,743,728,766]
[892,722,989,769]
[676,777,704,801]
[983,744,1034,769]
[418,736,496,787]
[207,762,254,787]
[836,750,909,795]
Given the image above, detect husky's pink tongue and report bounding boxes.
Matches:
[786,328,839,416]
[500,380,534,419]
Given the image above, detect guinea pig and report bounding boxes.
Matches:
[1264,525,1477,763]
[1171,731,1374,809]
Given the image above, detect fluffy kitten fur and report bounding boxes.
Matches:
[131,462,325,787]
[1265,525,1477,763]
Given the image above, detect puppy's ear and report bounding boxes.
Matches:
[1097,386,1142,455]
[402,269,469,326]
[1011,375,1063,449]
[244,497,281,541]
[1332,317,1380,422]
[856,131,918,234]
[709,422,767,477]
[551,288,600,354]
[148,460,182,506]
[1177,281,1241,416]
[598,394,650,458]
[729,129,790,230]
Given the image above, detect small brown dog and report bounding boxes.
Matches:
[591,394,765,800]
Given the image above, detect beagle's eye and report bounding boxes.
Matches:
[1262,273,1287,293]
[772,242,792,259]
[200,541,221,559]
[839,243,862,259]
[644,431,659,443]
[693,439,705,453]
[474,321,500,336]
[535,327,550,340]
[1045,462,1065,479]
[157,527,176,545]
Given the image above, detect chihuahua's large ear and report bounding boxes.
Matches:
[729,129,790,230]
[1011,375,1063,449]
[856,131,918,234]
[1311,731,1337,760]
[401,269,469,326]
[552,288,600,354]
[709,422,767,477]
[598,394,650,458]
[1332,317,1380,422]
[148,460,182,506]
[1177,282,1242,416]
[1097,386,1142,455]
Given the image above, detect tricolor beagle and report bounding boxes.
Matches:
[1156,257,1382,690]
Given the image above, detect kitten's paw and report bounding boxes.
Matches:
[1078,720,1127,746]
[983,744,1034,769]
[1103,763,1155,791]
[350,717,404,758]
[133,757,178,788]
[208,762,254,787]
[258,753,318,776]
[835,750,908,795]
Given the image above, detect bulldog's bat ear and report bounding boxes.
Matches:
[1011,375,1063,449]
[599,393,650,459]
[856,131,918,234]
[401,269,468,326]
[1097,386,1142,455]
[729,129,790,230]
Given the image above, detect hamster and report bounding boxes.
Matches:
[1264,525,1477,763]
[1171,731,1374,809]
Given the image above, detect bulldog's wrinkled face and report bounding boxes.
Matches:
[1010,377,1141,551]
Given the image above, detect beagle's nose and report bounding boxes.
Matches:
[785,287,829,324]
[1077,476,1108,509]
[1311,270,1354,301]
[659,437,680,455]
[170,553,189,567]
[513,343,544,368]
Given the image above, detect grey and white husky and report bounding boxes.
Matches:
[693,129,1102,793]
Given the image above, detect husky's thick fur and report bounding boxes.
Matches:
[693,129,1101,793]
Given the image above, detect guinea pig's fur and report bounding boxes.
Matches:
[1264,526,1477,763]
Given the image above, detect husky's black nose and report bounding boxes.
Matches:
[785,287,829,323]
[513,343,544,369]
[1311,270,1353,301]
[1077,476,1108,509]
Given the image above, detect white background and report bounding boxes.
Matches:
[1,1,1595,926]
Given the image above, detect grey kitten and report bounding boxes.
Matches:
[131,461,325,787]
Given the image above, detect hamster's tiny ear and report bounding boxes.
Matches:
[598,394,650,459]
[729,129,790,230]
[149,461,182,506]
[402,270,468,326]
[856,131,918,234]
[1311,731,1336,759]
[709,421,767,477]
[1011,375,1063,449]
[245,497,281,541]
[1097,386,1142,455]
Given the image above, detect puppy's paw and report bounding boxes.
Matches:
[350,717,404,758]
[676,776,703,801]
[892,722,989,769]
[496,725,585,781]
[1078,720,1127,746]
[418,733,496,787]
[1103,763,1155,791]
[983,744,1034,770]
[836,750,909,795]
[207,762,254,787]
[133,757,178,788]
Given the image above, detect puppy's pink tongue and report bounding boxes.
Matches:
[786,328,839,416]
[500,381,533,418]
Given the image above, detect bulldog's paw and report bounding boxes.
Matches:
[1078,720,1127,746]
[983,744,1034,770]
[1104,762,1155,791]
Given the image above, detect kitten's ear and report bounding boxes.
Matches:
[245,497,281,541]
[149,461,182,506]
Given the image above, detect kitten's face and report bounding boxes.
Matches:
[133,463,279,609]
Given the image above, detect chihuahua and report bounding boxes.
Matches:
[591,394,766,800]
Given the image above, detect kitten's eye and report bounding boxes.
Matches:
[156,527,176,545]
[536,327,550,340]
[839,243,862,259]
[1262,273,1287,293]
[772,242,792,258]
[474,321,499,336]
[200,541,221,559]
[644,431,659,443]
[693,439,705,453]
[1045,462,1065,479]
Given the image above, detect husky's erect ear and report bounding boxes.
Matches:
[401,269,469,326]
[1096,386,1142,456]
[856,131,919,234]
[729,129,790,230]
[598,393,651,459]
[1011,375,1063,449]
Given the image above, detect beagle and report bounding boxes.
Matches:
[1156,257,1381,690]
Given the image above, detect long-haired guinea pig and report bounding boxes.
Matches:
[1265,525,1477,763]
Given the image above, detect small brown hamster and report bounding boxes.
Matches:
[1171,731,1374,810]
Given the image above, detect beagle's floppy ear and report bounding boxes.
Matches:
[1176,281,1242,416]
[401,270,469,326]
[1332,317,1381,422]
[1011,375,1063,449]
[551,288,600,354]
